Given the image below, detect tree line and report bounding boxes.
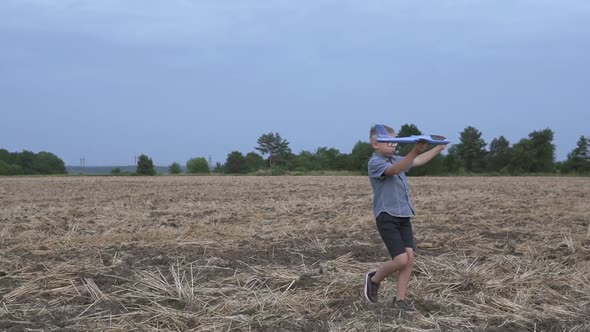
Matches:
[0,149,66,175]
[2,124,588,176]
[202,125,589,176]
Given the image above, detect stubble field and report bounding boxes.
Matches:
[0,176,589,331]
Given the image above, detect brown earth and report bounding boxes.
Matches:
[0,176,589,331]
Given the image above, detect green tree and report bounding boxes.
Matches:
[292,150,317,171]
[244,152,265,172]
[509,128,555,174]
[186,157,210,174]
[225,151,249,174]
[509,138,534,174]
[111,167,121,175]
[456,126,487,172]
[443,145,462,173]
[213,162,224,173]
[0,149,16,165]
[562,136,590,174]
[335,153,351,171]
[396,124,422,156]
[350,141,373,173]
[529,128,556,173]
[255,132,292,168]
[487,136,512,172]
[136,154,156,175]
[0,149,66,175]
[32,151,66,174]
[315,147,347,170]
[169,162,182,174]
[0,160,23,175]
[17,150,36,174]
[571,136,590,160]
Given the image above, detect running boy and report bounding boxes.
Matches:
[364,124,447,310]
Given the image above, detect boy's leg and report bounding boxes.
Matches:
[392,219,416,310]
[371,252,408,283]
[365,213,409,303]
[365,252,408,303]
[395,247,414,300]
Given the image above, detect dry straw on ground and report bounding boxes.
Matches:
[0,176,589,331]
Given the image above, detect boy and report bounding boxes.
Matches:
[364,124,447,310]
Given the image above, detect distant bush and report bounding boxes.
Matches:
[169,162,182,174]
[111,167,121,175]
[245,152,265,172]
[186,157,210,174]
[270,166,286,176]
[225,151,248,174]
[213,162,224,173]
[136,154,156,176]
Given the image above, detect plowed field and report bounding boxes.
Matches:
[1,176,589,331]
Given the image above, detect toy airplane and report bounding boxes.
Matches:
[387,134,450,145]
[374,124,450,145]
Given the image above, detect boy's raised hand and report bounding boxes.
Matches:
[413,141,428,154]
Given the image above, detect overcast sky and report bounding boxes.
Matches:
[1,0,589,166]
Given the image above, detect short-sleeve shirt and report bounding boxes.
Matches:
[368,153,415,218]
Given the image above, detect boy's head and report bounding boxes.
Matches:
[370,124,397,157]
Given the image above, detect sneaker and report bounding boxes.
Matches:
[364,271,380,302]
[393,298,416,311]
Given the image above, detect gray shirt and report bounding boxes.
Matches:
[368,153,415,218]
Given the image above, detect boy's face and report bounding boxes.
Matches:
[372,131,397,157]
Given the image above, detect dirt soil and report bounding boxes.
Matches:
[0,176,589,331]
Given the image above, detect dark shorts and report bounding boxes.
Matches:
[376,212,416,258]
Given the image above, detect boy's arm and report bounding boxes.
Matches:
[382,142,428,176]
[413,145,447,167]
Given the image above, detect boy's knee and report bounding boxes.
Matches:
[393,252,409,267]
